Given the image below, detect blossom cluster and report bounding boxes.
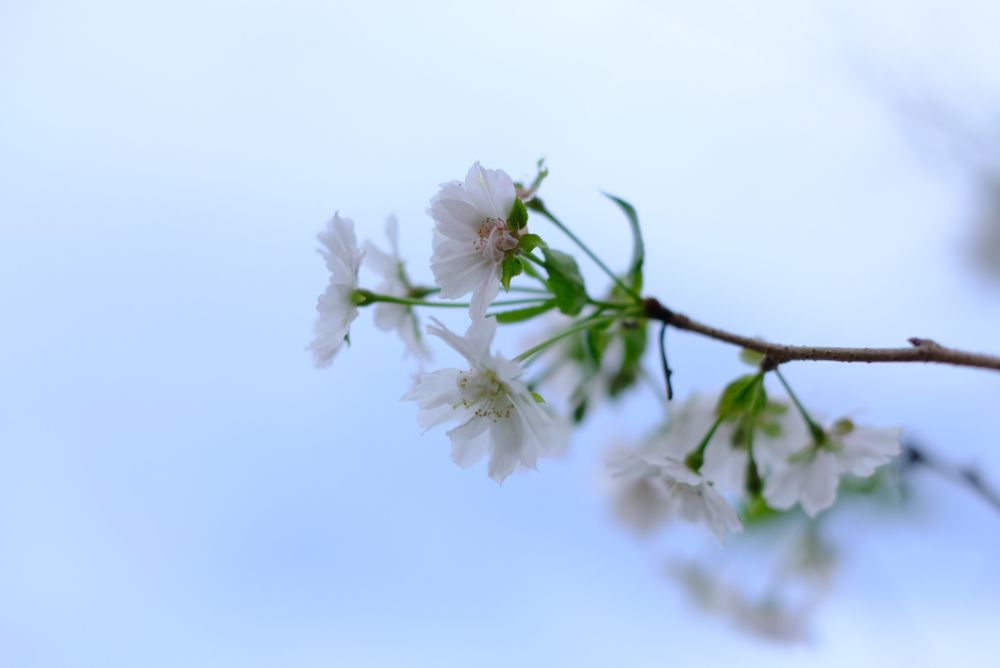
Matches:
[310,161,902,539]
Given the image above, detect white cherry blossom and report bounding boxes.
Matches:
[309,213,364,367]
[428,162,521,318]
[403,317,564,483]
[606,447,743,541]
[646,394,743,493]
[363,216,430,360]
[762,414,900,517]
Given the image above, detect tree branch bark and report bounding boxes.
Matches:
[643,298,1000,374]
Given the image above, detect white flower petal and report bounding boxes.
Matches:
[447,418,491,468]
[469,270,502,320]
[309,283,359,367]
[837,426,901,477]
[799,451,839,517]
[463,162,515,220]
[428,163,518,315]
[405,315,565,483]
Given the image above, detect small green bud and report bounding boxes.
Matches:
[739,348,765,367]
[831,418,855,436]
[684,449,704,473]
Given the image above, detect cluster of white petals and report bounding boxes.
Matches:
[607,445,743,541]
[762,417,900,517]
[428,162,521,319]
[309,213,364,367]
[404,317,565,483]
[363,216,430,360]
[607,392,902,536]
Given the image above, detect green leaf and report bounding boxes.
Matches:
[603,193,644,293]
[494,299,558,324]
[509,197,529,230]
[530,391,546,404]
[542,247,587,316]
[518,233,545,254]
[717,374,767,418]
[609,320,648,397]
[500,257,522,291]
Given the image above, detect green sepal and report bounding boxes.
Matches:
[509,197,529,230]
[518,233,545,254]
[351,289,374,306]
[531,391,546,404]
[500,256,523,291]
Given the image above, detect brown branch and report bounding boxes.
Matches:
[642,298,1000,374]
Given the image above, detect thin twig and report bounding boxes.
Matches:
[658,322,674,401]
[642,298,1000,374]
[902,442,1000,515]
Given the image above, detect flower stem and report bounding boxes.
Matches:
[587,297,631,310]
[411,285,551,297]
[366,292,550,309]
[685,414,726,473]
[529,201,642,302]
[514,311,623,364]
[774,368,826,445]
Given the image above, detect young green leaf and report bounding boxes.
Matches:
[603,193,644,293]
[717,373,767,418]
[542,247,587,316]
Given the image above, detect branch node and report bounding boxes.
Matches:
[642,297,673,323]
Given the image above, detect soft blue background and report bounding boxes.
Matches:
[2,1,999,666]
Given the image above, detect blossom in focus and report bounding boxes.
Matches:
[428,162,521,318]
[363,216,430,360]
[403,317,564,483]
[763,414,900,517]
[309,213,364,367]
[606,447,743,541]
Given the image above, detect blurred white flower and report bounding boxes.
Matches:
[763,415,900,517]
[428,162,520,318]
[309,213,364,367]
[363,216,430,360]
[764,448,840,518]
[606,447,743,541]
[646,394,744,493]
[671,561,813,644]
[404,317,564,483]
[835,423,902,477]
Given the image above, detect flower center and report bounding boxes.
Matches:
[475,217,520,263]
[457,370,514,421]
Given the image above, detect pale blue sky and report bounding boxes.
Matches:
[2,1,998,666]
